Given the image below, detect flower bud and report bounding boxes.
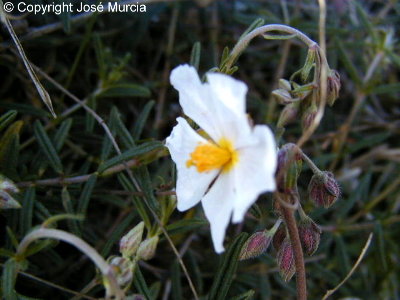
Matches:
[277,102,299,128]
[119,222,144,259]
[0,175,19,194]
[308,171,340,208]
[108,256,134,288]
[0,190,21,209]
[272,225,286,251]
[272,89,295,105]
[136,236,159,261]
[298,217,321,256]
[239,230,272,260]
[277,238,295,282]
[301,103,318,132]
[326,70,341,106]
[278,79,291,91]
[276,144,303,193]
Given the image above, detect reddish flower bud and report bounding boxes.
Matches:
[272,225,286,251]
[276,144,303,193]
[277,238,296,282]
[301,103,318,132]
[239,230,272,260]
[327,70,341,106]
[308,171,340,208]
[298,217,321,256]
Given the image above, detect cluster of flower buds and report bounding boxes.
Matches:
[106,221,160,291]
[0,174,21,209]
[273,45,340,133]
[308,171,340,208]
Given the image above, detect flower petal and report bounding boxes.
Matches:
[206,72,247,116]
[170,65,221,141]
[165,117,219,211]
[170,65,252,145]
[201,173,234,253]
[232,125,277,223]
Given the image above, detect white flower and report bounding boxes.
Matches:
[166,65,277,253]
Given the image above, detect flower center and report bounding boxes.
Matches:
[186,138,238,173]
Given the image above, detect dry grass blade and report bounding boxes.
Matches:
[0,0,56,118]
[322,233,374,300]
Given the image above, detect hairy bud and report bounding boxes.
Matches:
[277,238,296,282]
[301,103,318,132]
[137,236,159,261]
[277,102,300,128]
[239,230,272,260]
[276,144,303,193]
[298,217,321,256]
[326,70,341,106]
[308,171,340,208]
[119,222,144,259]
[0,175,19,194]
[108,256,134,288]
[0,190,21,209]
[278,79,292,91]
[272,225,286,251]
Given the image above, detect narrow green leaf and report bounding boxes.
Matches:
[0,120,22,177]
[100,109,117,162]
[19,187,35,235]
[98,141,163,173]
[111,106,135,148]
[190,41,201,70]
[231,290,255,300]
[62,186,81,235]
[171,261,182,300]
[133,166,159,213]
[94,34,106,81]
[354,2,378,46]
[132,100,155,140]
[374,222,387,271]
[166,218,208,236]
[334,235,351,276]
[0,110,17,132]
[238,18,265,41]
[99,84,151,98]
[118,173,151,230]
[134,266,153,300]
[53,118,73,151]
[371,83,400,95]
[55,0,71,33]
[219,46,230,69]
[1,258,18,300]
[208,233,249,300]
[77,174,98,216]
[33,121,63,174]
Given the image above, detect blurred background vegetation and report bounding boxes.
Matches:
[0,0,399,299]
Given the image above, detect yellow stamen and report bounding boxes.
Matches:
[186,138,238,173]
